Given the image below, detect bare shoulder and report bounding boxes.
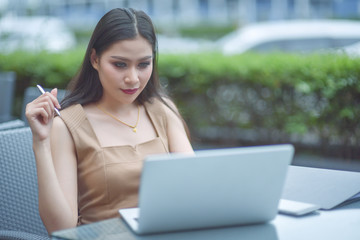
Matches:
[51,116,73,143]
[156,96,185,130]
[53,116,68,131]
[156,97,193,153]
[160,96,177,108]
[158,97,180,116]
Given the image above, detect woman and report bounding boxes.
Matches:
[25,8,193,234]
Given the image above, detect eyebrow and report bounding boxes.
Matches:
[110,56,153,61]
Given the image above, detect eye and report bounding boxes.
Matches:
[114,62,127,68]
[138,62,151,69]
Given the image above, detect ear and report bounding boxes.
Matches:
[90,48,99,71]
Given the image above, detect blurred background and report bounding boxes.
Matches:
[0,0,359,171]
[2,0,360,52]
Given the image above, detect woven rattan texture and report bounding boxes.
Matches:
[0,230,49,240]
[0,127,49,239]
[0,120,25,131]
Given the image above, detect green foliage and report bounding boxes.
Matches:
[0,49,83,88]
[158,53,360,158]
[0,48,84,116]
[1,50,359,158]
[73,29,93,45]
[178,24,237,40]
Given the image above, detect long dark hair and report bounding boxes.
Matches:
[61,8,164,108]
[61,8,190,138]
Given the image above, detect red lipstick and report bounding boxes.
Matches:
[121,88,138,95]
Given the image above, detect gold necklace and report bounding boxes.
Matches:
[96,104,140,133]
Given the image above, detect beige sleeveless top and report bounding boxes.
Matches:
[60,99,170,225]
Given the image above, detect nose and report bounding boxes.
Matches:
[124,67,139,86]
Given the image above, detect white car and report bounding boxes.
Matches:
[157,34,212,54]
[218,20,360,55]
[340,41,360,57]
[0,15,76,53]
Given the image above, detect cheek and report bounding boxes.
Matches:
[102,64,118,76]
[140,67,153,84]
[99,65,122,81]
[98,66,121,88]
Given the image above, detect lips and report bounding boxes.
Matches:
[121,88,138,95]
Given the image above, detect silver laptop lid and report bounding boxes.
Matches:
[137,144,294,234]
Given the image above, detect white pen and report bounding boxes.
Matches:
[36,84,61,117]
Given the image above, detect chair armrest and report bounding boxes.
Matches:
[0,230,50,240]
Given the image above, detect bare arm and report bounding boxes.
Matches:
[26,89,78,234]
[163,98,193,153]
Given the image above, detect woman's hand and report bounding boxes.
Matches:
[25,88,61,142]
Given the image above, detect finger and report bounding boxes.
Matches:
[30,97,55,120]
[33,91,60,110]
[51,88,58,97]
[32,95,54,115]
[41,94,57,113]
[38,101,53,118]
[50,88,61,109]
[26,105,50,125]
[37,108,51,124]
[44,91,60,109]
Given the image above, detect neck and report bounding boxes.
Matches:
[95,102,141,133]
[97,100,138,114]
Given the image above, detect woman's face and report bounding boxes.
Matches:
[91,36,153,105]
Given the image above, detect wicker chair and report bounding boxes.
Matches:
[0,72,16,123]
[0,127,50,240]
[0,120,25,131]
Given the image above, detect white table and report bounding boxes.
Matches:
[52,200,360,240]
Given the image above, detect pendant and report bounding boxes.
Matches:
[133,128,137,133]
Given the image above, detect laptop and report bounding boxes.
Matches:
[119,144,294,235]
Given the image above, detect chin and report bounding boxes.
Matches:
[122,96,139,105]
